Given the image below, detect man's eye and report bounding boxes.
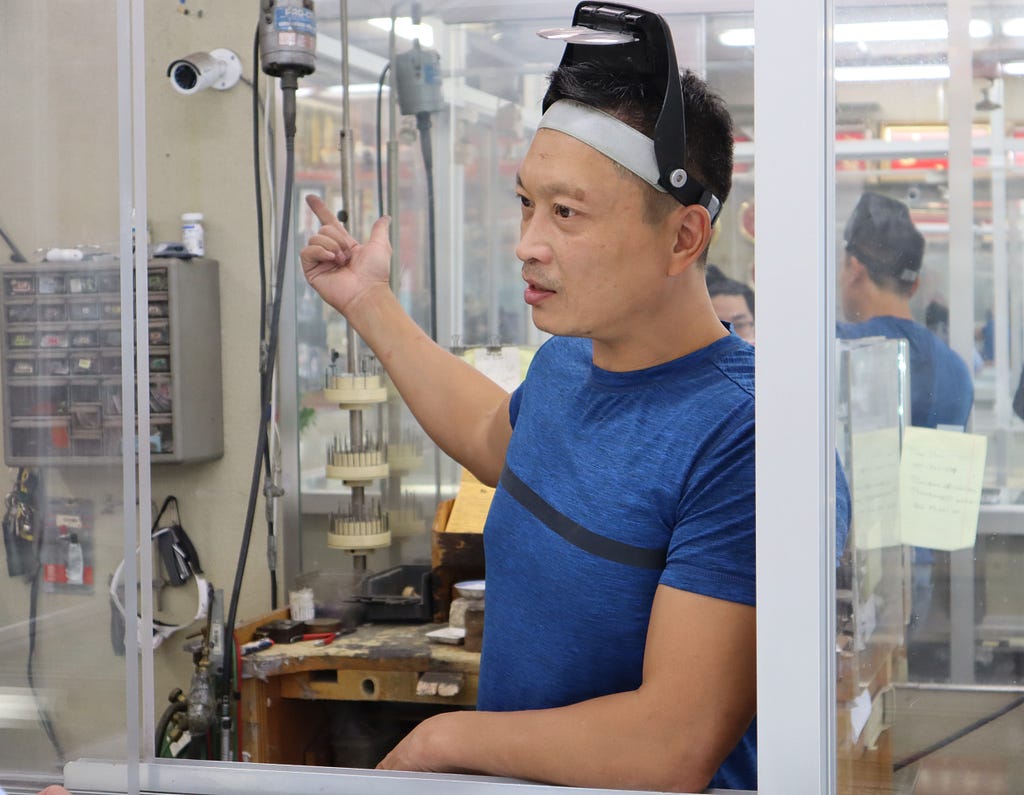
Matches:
[518,195,533,209]
[554,204,575,219]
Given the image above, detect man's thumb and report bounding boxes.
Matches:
[369,215,392,246]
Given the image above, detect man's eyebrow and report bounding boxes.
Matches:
[514,173,585,202]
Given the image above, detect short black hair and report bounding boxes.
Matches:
[844,192,925,297]
[542,61,734,215]
[707,273,755,318]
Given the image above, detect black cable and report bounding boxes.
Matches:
[892,693,1024,772]
[253,26,268,350]
[416,112,438,342]
[220,71,302,737]
[414,113,444,502]
[0,220,27,262]
[251,25,278,611]
[375,63,391,219]
[22,469,64,764]
[155,698,187,756]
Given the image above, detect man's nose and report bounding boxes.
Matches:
[515,216,550,264]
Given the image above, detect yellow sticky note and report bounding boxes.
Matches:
[898,427,987,551]
[850,428,903,550]
[444,468,494,535]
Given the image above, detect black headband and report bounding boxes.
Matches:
[542,2,721,222]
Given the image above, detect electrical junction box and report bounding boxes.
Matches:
[0,256,223,465]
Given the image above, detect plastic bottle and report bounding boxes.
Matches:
[66,533,84,585]
[181,213,205,256]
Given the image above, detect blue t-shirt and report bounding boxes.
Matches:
[479,334,757,790]
[836,317,974,429]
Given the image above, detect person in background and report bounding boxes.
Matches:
[706,264,755,343]
[836,191,974,637]
[837,192,973,430]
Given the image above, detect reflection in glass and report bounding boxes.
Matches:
[833,2,1024,791]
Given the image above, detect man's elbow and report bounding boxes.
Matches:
[646,730,739,793]
[652,754,718,794]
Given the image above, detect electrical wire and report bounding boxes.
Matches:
[251,24,279,611]
[416,113,438,342]
[892,693,1024,772]
[0,220,27,262]
[155,698,187,757]
[221,67,303,753]
[23,470,65,764]
[376,63,391,219]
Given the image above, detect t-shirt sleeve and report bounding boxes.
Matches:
[836,452,851,564]
[660,410,756,606]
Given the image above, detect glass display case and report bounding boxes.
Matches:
[835,337,909,793]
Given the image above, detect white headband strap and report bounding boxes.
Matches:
[538,99,668,194]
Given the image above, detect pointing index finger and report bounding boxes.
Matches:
[306,194,340,228]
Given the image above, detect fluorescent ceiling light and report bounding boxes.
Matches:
[719,28,754,47]
[719,19,992,47]
[368,17,434,47]
[835,63,950,82]
[1004,18,1024,37]
[1003,61,1024,75]
[321,83,390,97]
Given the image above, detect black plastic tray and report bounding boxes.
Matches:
[356,564,432,622]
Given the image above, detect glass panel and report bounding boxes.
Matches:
[0,2,129,789]
[834,3,1024,791]
[273,0,756,782]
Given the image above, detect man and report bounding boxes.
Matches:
[836,191,974,636]
[837,192,973,430]
[707,265,756,343]
[301,8,756,791]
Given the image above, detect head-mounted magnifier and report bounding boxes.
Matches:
[538,3,721,223]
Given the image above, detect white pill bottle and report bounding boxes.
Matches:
[181,212,205,256]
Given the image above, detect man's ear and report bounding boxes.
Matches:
[908,277,920,298]
[846,254,870,284]
[669,205,712,275]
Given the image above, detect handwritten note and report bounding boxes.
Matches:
[898,427,987,551]
[466,346,523,392]
[851,428,902,550]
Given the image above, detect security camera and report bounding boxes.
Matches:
[167,48,242,95]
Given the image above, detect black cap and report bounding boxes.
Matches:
[844,192,924,284]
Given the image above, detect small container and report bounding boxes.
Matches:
[181,212,205,256]
[289,587,316,622]
[463,602,484,653]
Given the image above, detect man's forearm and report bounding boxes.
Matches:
[392,690,725,793]
[341,285,511,486]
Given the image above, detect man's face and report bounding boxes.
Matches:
[515,129,676,350]
[711,294,755,343]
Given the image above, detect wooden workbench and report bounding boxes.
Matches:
[236,608,480,764]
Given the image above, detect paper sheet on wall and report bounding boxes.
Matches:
[851,428,903,550]
[898,427,987,551]
[444,468,494,535]
[467,346,523,392]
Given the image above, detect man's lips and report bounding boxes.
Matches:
[523,281,555,306]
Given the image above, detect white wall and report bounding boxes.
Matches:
[0,0,272,768]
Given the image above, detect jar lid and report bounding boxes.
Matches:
[182,212,204,221]
[454,579,485,599]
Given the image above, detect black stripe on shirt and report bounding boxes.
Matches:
[499,466,667,570]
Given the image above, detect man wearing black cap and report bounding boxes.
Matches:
[836,191,974,639]
[837,191,973,430]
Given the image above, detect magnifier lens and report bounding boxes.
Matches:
[537,26,637,44]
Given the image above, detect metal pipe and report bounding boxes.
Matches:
[896,681,1024,695]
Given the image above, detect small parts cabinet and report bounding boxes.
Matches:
[0,256,223,465]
